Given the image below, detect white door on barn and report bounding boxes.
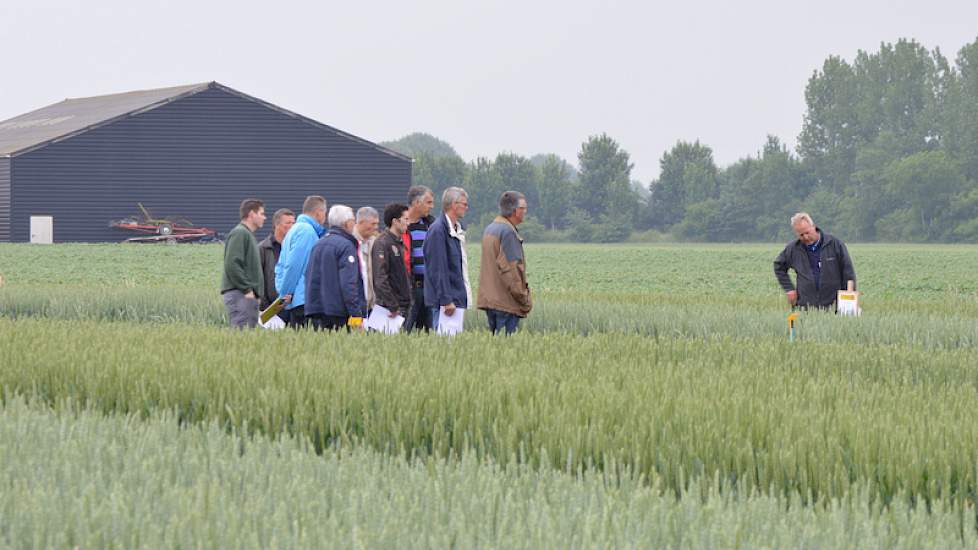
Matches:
[30,216,53,244]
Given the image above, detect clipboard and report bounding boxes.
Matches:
[260,297,284,324]
[837,280,860,316]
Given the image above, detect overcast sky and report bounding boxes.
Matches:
[2,0,977,182]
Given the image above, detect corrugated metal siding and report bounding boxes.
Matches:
[0,158,10,242]
[10,87,412,242]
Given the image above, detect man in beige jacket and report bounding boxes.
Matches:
[353,206,379,311]
[477,191,531,335]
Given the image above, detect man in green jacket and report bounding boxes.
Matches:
[221,199,266,328]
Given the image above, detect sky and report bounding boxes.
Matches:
[1,0,977,182]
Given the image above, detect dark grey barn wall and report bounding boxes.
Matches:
[11,88,412,242]
[0,158,9,242]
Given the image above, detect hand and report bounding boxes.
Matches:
[283,294,293,305]
[443,303,456,316]
[272,301,285,313]
[786,290,798,306]
[387,309,398,318]
[244,290,256,300]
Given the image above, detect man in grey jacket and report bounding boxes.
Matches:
[773,212,856,309]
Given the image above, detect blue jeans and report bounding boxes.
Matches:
[486,309,520,335]
[405,285,433,333]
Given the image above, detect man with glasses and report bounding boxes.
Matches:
[477,191,532,335]
[423,186,472,331]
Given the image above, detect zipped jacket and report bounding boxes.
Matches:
[274,214,324,310]
[773,230,856,308]
[422,214,470,308]
[477,216,531,317]
[371,230,413,314]
[305,227,366,319]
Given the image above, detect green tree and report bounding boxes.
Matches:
[463,157,496,226]
[577,134,635,223]
[380,132,459,159]
[536,154,575,230]
[797,56,860,192]
[412,152,468,206]
[491,153,539,213]
[647,141,718,230]
[882,150,967,240]
[943,38,978,181]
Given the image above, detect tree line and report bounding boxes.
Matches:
[382,36,978,243]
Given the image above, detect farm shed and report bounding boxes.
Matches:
[0,82,412,242]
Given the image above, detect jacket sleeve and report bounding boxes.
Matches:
[423,225,451,306]
[496,231,531,308]
[260,246,277,308]
[839,241,856,290]
[338,243,366,318]
[277,228,315,296]
[773,245,795,293]
[371,240,397,312]
[224,230,249,292]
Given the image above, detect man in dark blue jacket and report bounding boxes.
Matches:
[305,205,366,331]
[423,186,472,330]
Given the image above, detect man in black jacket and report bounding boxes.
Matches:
[258,208,295,316]
[774,212,856,309]
[371,203,413,319]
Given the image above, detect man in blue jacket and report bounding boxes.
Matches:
[275,195,327,328]
[423,186,472,330]
[305,205,366,331]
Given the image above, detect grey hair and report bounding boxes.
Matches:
[441,186,468,211]
[499,191,526,217]
[328,205,355,227]
[272,208,296,227]
[407,185,433,206]
[356,206,379,222]
[790,212,814,227]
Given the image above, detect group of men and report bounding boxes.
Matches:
[221,190,857,334]
[220,185,532,334]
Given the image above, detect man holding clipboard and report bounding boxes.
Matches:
[370,203,414,332]
[423,187,472,334]
[774,212,857,311]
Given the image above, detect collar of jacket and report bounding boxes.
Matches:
[296,214,325,237]
[258,235,279,249]
[353,228,376,246]
[493,216,523,242]
[328,226,358,246]
[794,227,830,249]
[444,214,466,240]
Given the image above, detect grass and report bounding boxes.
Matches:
[2,241,977,546]
[1,397,974,549]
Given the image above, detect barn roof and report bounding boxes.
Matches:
[0,82,411,161]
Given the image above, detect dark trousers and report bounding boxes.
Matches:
[309,314,348,332]
[287,305,307,329]
[404,284,433,333]
[276,308,291,324]
[486,309,521,335]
